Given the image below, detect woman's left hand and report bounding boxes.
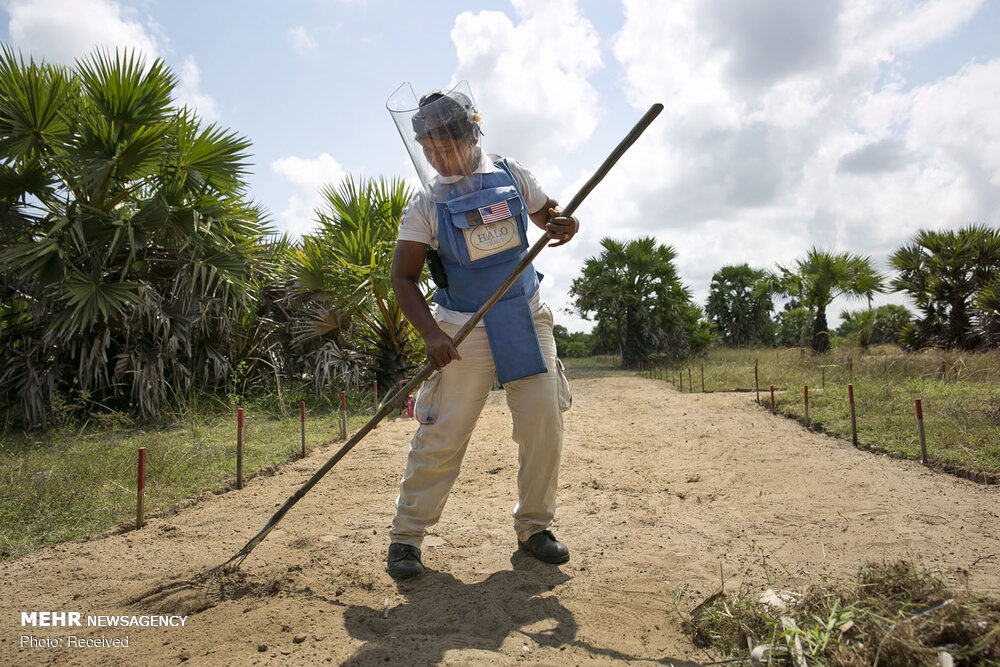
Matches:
[545,207,579,247]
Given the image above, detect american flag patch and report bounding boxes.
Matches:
[478,201,512,224]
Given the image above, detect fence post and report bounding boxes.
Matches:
[804,385,809,428]
[688,367,693,393]
[236,408,244,490]
[915,399,927,465]
[770,385,775,413]
[340,391,347,440]
[136,447,146,529]
[700,363,705,393]
[300,401,306,457]
[848,384,857,446]
[755,359,760,404]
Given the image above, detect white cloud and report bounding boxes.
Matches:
[288,26,318,56]
[173,56,219,122]
[6,0,159,64]
[271,153,348,236]
[558,0,998,332]
[450,0,603,174]
[6,0,220,123]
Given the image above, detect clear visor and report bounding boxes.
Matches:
[387,81,486,202]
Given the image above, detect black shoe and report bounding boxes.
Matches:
[386,543,424,580]
[518,530,569,564]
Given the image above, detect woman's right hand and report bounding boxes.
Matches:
[424,328,462,371]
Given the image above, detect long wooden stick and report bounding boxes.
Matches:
[211,103,664,573]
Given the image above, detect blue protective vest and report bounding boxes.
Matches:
[431,158,547,384]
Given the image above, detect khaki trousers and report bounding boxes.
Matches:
[390,303,569,547]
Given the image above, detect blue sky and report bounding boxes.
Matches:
[3,0,999,333]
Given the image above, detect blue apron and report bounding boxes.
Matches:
[431,158,547,384]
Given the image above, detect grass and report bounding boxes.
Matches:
[0,386,395,560]
[680,560,1000,665]
[650,345,1000,479]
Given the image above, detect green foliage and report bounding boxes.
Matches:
[838,304,913,347]
[763,248,885,353]
[569,237,704,367]
[0,47,274,427]
[774,307,809,347]
[891,224,1000,350]
[705,264,774,346]
[287,175,418,390]
[552,324,592,358]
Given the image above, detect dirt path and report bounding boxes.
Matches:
[3,376,999,666]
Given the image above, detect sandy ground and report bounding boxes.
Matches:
[3,375,1000,666]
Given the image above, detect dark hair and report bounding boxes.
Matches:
[412,92,480,142]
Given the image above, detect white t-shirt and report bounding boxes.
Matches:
[397,155,550,326]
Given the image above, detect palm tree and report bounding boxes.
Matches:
[289,176,419,391]
[0,47,271,426]
[570,237,694,367]
[765,248,885,353]
[891,225,1000,349]
[705,264,774,346]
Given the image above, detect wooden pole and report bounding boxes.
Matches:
[136,447,146,529]
[754,360,760,404]
[822,366,825,391]
[688,367,693,393]
[915,399,927,465]
[700,362,705,393]
[848,356,853,382]
[339,391,347,440]
[236,408,244,490]
[804,385,809,428]
[770,385,775,413]
[848,384,857,446]
[300,401,306,457]
[373,380,378,413]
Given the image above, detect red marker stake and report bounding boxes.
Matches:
[915,399,927,465]
[804,385,810,428]
[340,391,347,440]
[406,393,415,418]
[300,401,306,457]
[237,408,244,490]
[941,360,947,382]
[136,447,146,529]
[848,384,857,447]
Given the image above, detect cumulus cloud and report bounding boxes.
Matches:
[449,0,603,176]
[288,26,318,55]
[271,153,348,236]
[6,0,158,64]
[173,57,219,122]
[6,0,220,122]
[567,0,997,326]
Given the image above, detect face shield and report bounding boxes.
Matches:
[387,81,487,202]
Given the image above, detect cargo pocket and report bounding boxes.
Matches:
[555,359,572,412]
[414,371,443,424]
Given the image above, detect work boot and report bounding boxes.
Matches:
[386,543,424,580]
[518,530,569,564]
